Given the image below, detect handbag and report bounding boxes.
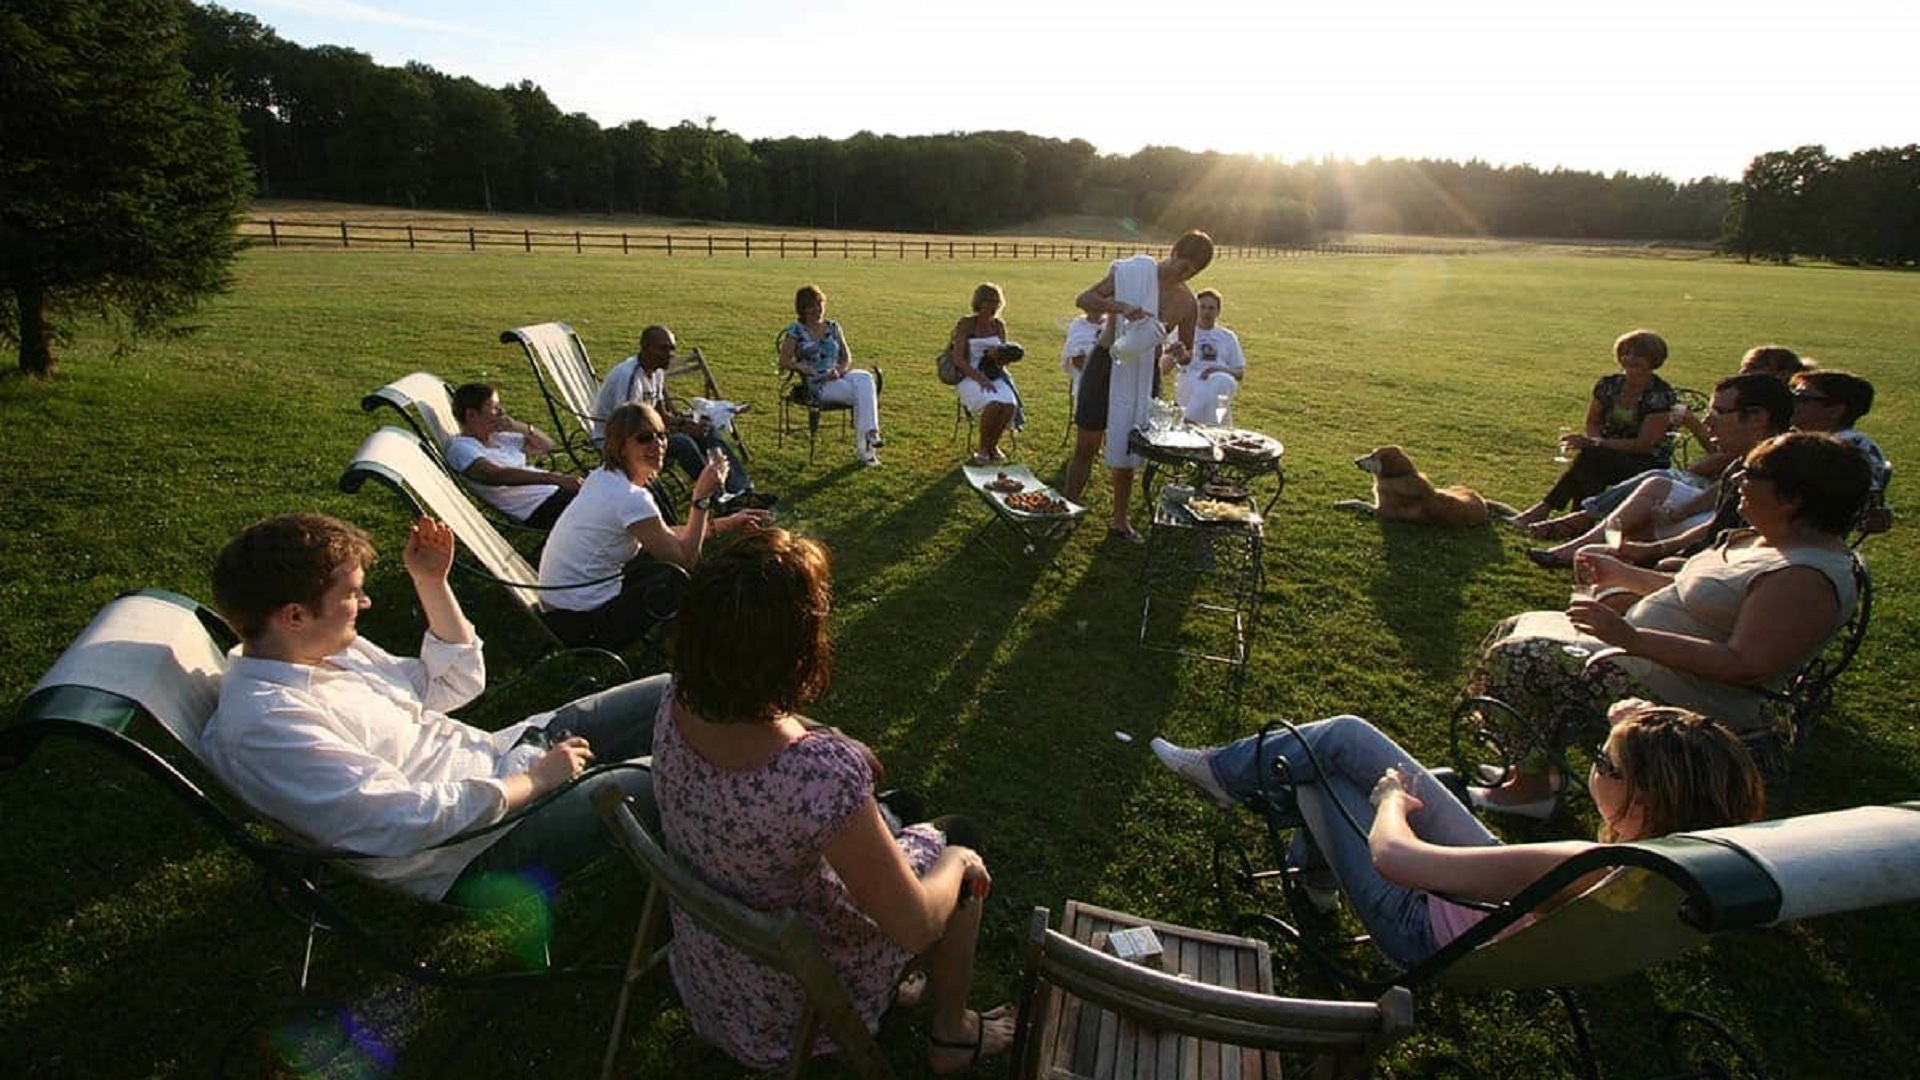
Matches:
[936,346,964,386]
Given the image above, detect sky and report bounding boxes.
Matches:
[237,0,1917,183]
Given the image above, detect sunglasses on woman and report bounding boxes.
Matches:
[1592,743,1622,780]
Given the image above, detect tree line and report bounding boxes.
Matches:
[185,4,1742,246]
[1722,145,1920,267]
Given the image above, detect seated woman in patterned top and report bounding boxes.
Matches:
[649,528,1015,1074]
[1511,328,1677,527]
[779,283,885,466]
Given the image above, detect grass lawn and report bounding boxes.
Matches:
[1,245,1916,1078]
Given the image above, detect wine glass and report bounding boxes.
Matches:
[1553,427,1575,464]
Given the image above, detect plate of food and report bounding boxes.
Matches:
[1003,489,1071,516]
[1184,498,1260,525]
[1214,431,1284,460]
[983,472,1025,494]
[1202,479,1249,502]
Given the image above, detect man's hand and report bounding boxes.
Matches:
[555,473,583,493]
[403,516,456,583]
[712,508,772,535]
[528,737,594,796]
[668,413,710,439]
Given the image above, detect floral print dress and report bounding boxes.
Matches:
[650,695,945,1070]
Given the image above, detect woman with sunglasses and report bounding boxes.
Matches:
[538,403,771,648]
[1151,702,1762,969]
[1470,432,1869,817]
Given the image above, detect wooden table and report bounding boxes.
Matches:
[1032,900,1281,1080]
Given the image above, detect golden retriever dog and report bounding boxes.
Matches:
[1334,445,1515,527]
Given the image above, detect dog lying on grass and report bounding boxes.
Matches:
[1334,445,1516,527]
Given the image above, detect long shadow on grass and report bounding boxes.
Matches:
[815,465,1202,926]
[1366,519,1510,678]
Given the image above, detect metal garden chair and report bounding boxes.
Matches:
[774,330,885,464]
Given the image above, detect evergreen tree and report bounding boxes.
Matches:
[0,0,252,375]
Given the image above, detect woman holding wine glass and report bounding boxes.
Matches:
[1466,432,1869,818]
[1510,330,1678,528]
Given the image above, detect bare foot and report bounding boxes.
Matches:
[930,1004,1017,1075]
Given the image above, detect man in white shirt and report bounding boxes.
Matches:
[199,513,664,904]
[1166,288,1246,425]
[592,325,773,508]
[446,383,581,529]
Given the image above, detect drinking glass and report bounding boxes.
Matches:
[1553,427,1575,464]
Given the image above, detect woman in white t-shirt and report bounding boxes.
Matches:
[537,403,770,648]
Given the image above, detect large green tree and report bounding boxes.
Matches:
[1,0,251,375]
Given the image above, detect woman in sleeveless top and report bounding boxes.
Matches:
[949,281,1022,466]
[1471,432,1872,816]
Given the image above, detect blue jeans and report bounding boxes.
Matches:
[666,431,750,495]
[1207,715,1499,968]
[449,674,669,905]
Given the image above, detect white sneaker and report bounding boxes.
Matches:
[1149,737,1235,809]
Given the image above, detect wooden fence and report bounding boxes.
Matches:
[238,218,1455,259]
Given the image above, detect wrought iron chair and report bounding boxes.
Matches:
[1451,554,1872,811]
[775,330,885,464]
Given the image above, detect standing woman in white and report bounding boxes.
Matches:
[778,284,885,466]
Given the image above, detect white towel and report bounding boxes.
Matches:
[1106,254,1162,468]
[690,396,741,436]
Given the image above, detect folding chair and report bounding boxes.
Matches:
[1,590,639,991]
[1013,901,1412,1080]
[662,346,752,463]
[775,331,885,464]
[593,788,893,1080]
[339,426,682,666]
[500,321,604,471]
[362,371,463,459]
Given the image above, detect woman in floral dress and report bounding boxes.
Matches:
[650,528,1014,1073]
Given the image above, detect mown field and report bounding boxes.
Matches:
[1,244,1915,1079]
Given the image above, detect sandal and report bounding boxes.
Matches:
[893,970,927,1009]
[1526,515,1592,541]
[1107,525,1146,544]
[930,1004,1017,1075]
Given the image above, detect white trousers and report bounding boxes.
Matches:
[811,370,880,452]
